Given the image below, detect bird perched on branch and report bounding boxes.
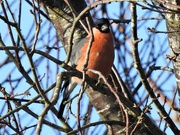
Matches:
[58,18,114,118]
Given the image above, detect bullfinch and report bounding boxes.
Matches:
[58,18,114,118]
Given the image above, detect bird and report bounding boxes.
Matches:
[58,18,114,118]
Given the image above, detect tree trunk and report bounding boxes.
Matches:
[165,0,180,115]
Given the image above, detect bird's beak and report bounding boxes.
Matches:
[101,24,109,31]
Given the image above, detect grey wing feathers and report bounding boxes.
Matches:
[69,37,89,66]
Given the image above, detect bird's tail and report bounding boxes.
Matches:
[58,96,68,118]
[58,79,77,118]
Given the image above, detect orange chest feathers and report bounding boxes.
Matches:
[76,28,114,80]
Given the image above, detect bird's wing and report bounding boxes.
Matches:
[69,37,89,66]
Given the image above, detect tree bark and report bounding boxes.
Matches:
[164,0,180,115]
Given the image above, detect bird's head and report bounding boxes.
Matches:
[94,18,110,33]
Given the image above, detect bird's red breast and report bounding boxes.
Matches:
[72,27,114,83]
